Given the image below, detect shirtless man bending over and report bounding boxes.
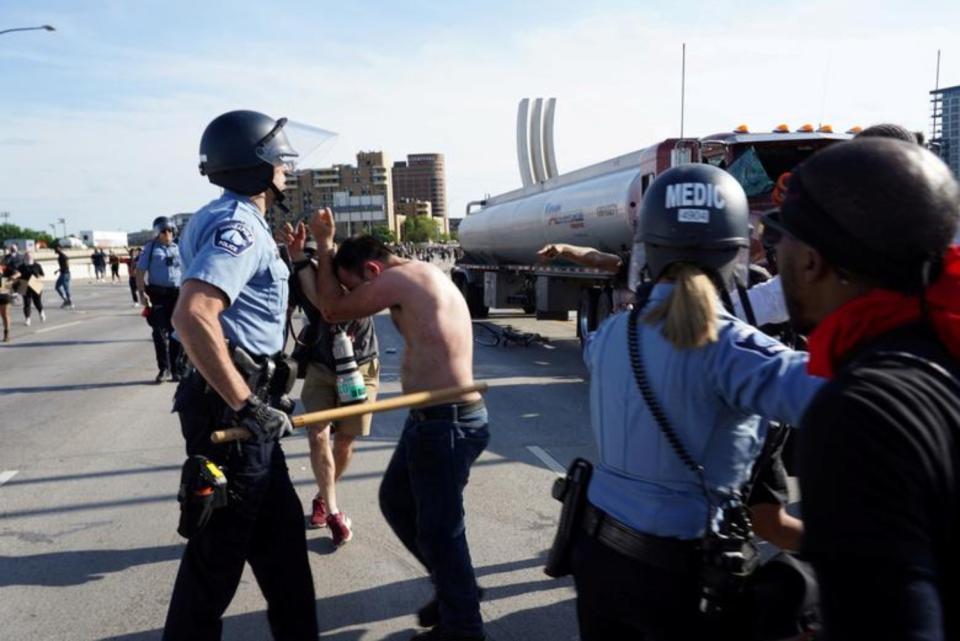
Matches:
[287,209,489,641]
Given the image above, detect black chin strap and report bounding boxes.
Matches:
[269,183,290,214]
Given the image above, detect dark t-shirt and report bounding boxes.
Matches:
[288,263,378,369]
[57,253,70,274]
[746,424,790,507]
[799,324,960,641]
[17,263,44,279]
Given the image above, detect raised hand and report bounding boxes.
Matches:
[308,208,335,251]
[537,244,563,263]
[283,222,309,261]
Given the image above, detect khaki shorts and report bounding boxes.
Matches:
[301,358,380,437]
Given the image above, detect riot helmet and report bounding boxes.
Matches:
[199,110,298,198]
[152,216,176,236]
[633,163,750,286]
[198,110,337,211]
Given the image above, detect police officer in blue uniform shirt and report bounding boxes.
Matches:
[137,216,184,382]
[573,164,824,641]
[161,110,317,641]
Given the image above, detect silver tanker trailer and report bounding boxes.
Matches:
[454,99,851,341]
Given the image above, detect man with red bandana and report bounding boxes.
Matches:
[766,138,960,641]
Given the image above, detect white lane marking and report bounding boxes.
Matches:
[34,321,84,334]
[481,375,585,387]
[526,445,566,476]
[0,470,18,486]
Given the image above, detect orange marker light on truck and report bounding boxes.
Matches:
[847,126,863,134]
[773,124,790,133]
[797,124,814,133]
[734,124,750,133]
[817,124,834,133]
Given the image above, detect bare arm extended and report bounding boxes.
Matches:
[537,243,622,273]
[172,280,251,411]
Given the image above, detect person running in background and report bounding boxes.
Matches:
[16,251,45,326]
[0,258,15,342]
[109,250,121,283]
[127,247,141,306]
[54,246,74,309]
[91,248,106,282]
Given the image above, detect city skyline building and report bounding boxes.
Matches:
[275,150,397,238]
[274,150,449,240]
[931,83,960,177]
[392,153,449,234]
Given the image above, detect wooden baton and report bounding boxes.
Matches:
[209,382,488,444]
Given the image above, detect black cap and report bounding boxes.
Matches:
[763,138,960,292]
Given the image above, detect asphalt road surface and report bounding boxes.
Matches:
[0,280,594,640]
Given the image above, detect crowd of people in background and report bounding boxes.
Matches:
[388,242,462,264]
[0,240,459,350]
[0,244,148,342]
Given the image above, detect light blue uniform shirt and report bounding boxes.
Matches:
[137,240,182,288]
[584,283,824,540]
[178,191,289,356]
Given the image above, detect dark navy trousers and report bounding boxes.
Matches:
[379,402,490,637]
[162,372,317,641]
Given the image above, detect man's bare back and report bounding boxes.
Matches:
[382,260,479,400]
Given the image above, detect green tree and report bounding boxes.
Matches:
[401,215,439,243]
[371,225,397,244]
[0,224,55,247]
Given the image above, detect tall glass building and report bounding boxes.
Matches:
[931,84,960,176]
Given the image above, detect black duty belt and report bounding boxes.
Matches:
[146,285,180,296]
[582,503,699,573]
[411,399,485,422]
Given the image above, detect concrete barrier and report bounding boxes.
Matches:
[22,249,136,282]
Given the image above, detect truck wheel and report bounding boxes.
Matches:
[522,298,536,315]
[468,286,489,319]
[577,288,600,347]
[456,276,488,319]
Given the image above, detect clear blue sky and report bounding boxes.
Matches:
[1,0,957,233]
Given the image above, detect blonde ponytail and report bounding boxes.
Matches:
[643,263,719,349]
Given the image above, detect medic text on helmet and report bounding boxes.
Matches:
[665,183,726,225]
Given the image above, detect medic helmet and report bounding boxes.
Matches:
[636,163,750,283]
[198,110,297,196]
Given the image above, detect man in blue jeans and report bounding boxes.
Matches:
[54,246,73,308]
[286,212,489,641]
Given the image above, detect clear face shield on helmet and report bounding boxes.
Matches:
[255,118,338,173]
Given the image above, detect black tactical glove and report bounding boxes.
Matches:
[236,395,293,441]
[273,394,296,416]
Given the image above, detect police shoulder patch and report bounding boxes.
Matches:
[212,221,255,256]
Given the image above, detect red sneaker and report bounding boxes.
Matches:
[308,495,328,529]
[327,512,353,547]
